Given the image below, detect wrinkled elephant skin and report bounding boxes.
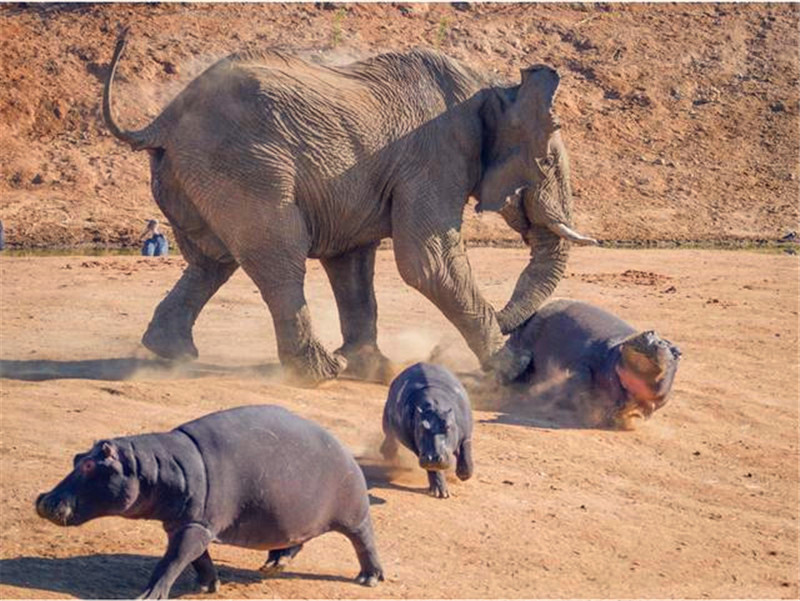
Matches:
[103,30,593,384]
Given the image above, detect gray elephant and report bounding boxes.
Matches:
[103,29,596,384]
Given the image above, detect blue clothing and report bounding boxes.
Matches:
[142,233,169,257]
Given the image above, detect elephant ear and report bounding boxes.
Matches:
[512,65,562,135]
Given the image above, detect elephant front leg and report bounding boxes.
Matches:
[321,243,396,384]
[142,260,238,360]
[393,228,530,381]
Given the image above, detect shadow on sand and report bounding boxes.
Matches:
[455,370,605,431]
[0,552,357,598]
[0,553,255,599]
[0,358,282,382]
[358,457,431,497]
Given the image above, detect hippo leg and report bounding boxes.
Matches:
[259,544,304,575]
[455,439,474,481]
[379,434,399,461]
[139,523,213,599]
[426,471,449,499]
[192,550,220,593]
[334,515,384,587]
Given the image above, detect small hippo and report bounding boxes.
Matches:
[380,362,474,499]
[36,405,384,599]
[509,300,681,429]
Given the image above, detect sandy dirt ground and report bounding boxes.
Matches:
[0,247,798,599]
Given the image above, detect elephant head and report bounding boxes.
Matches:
[475,65,596,334]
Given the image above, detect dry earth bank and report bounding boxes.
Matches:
[1,2,798,248]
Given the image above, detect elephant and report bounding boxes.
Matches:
[102,29,596,385]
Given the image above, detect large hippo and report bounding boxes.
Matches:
[509,300,681,429]
[35,405,384,598]
[381,362,474,498]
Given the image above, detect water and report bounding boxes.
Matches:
[0,248,141,257]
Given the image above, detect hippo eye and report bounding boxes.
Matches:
[80,459,96,475]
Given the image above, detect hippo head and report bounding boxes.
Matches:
[612,330,682,429]
[414,405,458,472]
[36,440,138,527]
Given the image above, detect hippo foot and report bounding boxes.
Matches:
[379,435,399,461]
[337,344,397,384]
[356,568,384,587]
[428,485,450,499]
[486,344,532,385]
[142,321,198,361]
[260,544,304,575]
[197,578,220,594]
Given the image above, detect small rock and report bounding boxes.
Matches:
[31,174,44,185]
[769,101,785,113]
[653,157,665,166]
[502,480,514,486]
[693,451,701,456]
[663,285,677,294]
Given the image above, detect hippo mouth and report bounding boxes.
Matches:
[36,493,82,527]
[419,458,451,471]
[612,399,657,430]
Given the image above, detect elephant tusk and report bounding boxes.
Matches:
[547,222,599,246]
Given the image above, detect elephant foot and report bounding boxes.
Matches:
[338,344,397,384]
[485,344,532,385]
[141,319,198,361]
[284,341,347,387]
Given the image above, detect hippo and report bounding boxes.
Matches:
[35,405,384,598]
[509,299,681,429]
[380,362,474,499]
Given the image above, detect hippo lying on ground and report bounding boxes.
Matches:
[36,405,384,598]
[381,362,474,498]
[509,300,681,429]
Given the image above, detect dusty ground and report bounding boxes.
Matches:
[1,2,799,248]
[0,247,798,599]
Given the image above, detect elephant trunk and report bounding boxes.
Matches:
[495,225,568,335]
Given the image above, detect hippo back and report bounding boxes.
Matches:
[177,405,367,547]
[516,300,637,374]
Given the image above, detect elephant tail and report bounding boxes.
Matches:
[103,27,162,151]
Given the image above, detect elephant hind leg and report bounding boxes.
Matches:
[233,205,345,385]
[142,245,238,360]
[321,244,396,384]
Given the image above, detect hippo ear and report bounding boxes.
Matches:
[100,441,118,461]
[72,451,89,467]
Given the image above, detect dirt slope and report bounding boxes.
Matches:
[1,247,798,598]
[1,2,798,248]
